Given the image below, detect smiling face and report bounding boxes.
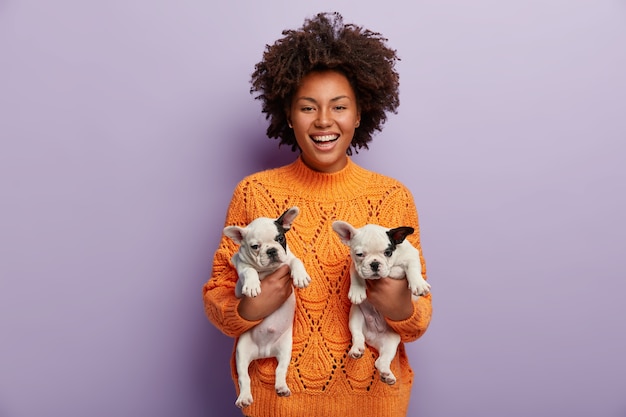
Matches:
[288,70,361,173]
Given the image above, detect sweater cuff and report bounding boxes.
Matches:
[385,293,432,342]
[223,298,262,337]
[205,285,262,338]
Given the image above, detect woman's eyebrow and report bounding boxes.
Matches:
[295,95,352,103]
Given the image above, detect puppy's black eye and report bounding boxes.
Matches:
[276,235,285,244]
[384,250,393,257]
[250,244,260,250]
[355,252,364,258]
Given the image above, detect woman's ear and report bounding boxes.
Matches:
[285,107,293,128]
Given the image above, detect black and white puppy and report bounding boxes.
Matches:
[332,221,431,385]
[223,207,310,408]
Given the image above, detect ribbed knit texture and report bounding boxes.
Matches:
[203,157,432,417]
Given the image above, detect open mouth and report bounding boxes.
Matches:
[311,134,339,145]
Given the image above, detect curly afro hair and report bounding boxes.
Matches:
[250,12,400,154]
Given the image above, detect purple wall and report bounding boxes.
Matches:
[1,1,625,416]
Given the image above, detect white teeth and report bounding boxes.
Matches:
[312,135,338,142]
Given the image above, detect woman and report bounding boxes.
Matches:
[203,12,432,417]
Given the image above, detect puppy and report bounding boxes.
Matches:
[223,206,311,408]
[332,221,431,385]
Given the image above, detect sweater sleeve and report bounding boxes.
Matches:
[381,184,433,342]
[202,181,262,338]
[386,293,432,342]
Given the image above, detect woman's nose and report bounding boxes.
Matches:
[315,108,332,127]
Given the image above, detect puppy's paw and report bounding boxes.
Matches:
[410,279,431,297]
[348,289,367,304]
[348,345,365,359]
[275,385,291,397]
[292,273,311,289]
[235,392,253,408]
[242,281,261,298]
[379,371,397,385]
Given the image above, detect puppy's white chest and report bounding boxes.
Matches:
[248,292,296,355]
[359,301,388,335]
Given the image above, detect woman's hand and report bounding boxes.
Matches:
[237,265,293,321]
[365,278,414,321]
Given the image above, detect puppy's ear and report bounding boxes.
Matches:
[387,226,415,245]
[331,221,357,245]
[223,225,247,244]
[276,206,300,231]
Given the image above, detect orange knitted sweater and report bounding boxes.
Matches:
[203,157,432,417]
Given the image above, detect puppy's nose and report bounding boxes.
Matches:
[267,248,278,258]
[370,261,380,272]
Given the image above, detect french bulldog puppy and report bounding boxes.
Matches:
[224,206,311,408]
[332,221,431,385]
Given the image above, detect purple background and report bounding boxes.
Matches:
[1,1,625,416]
